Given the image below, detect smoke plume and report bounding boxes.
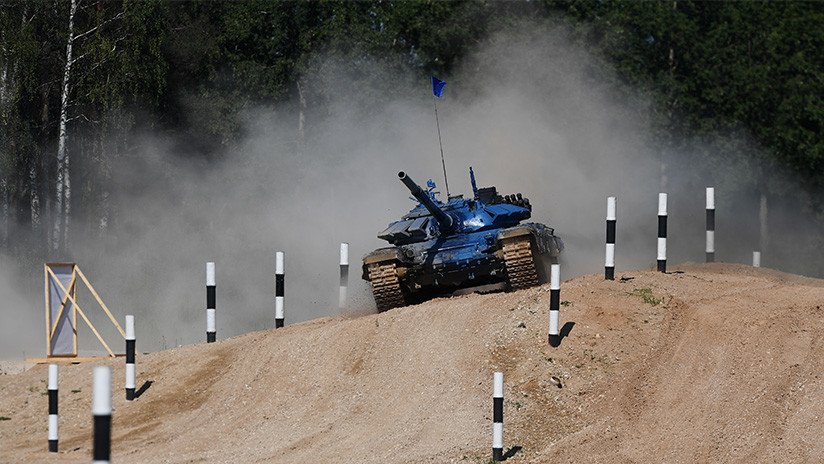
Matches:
[1,21,820,358]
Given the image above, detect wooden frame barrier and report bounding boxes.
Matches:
[30,263,125,364]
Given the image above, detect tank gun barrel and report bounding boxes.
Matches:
[398,171,454,231]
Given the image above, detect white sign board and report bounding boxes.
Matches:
[48,264,76,356]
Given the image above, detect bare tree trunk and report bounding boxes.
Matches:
[660,0,677,192]
[61,146,71,249]
[0,59,7,107]
[296,79,306,153]
[54,0,78,252]
[98,122,110,238]
[30,165,40,229]
[42,86,53,251]
[0,56,7,248]
[1,178,8,247]
[98,190,109,235]
[759,191,768,256]
[1,23,14,249]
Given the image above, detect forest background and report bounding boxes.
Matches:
[1,1,823,351]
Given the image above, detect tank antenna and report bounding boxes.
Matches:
[431,76,450,198]
[469,166,479,200]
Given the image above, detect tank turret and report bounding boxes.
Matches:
[397,171,454,232]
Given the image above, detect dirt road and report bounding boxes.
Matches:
[2,263,823,463]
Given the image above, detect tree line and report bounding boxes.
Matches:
[1,1,822,263]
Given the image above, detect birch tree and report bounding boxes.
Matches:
[53,0,77,252]
[0,7,20,249]
[0,41,7,248]
[52,0,125,252]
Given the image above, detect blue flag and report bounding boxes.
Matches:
[431,76,446,98]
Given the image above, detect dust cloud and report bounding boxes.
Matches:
[0,259,42,359]
[1,22,818,358]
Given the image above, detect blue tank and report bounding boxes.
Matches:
[362,168,563,311]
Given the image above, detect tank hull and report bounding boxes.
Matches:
[363,223,562,310]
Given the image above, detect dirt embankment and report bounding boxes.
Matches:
[2,263,823,463]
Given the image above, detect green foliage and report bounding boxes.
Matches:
[547,1,824,193]
[1,0,823,263]
[629,288,662,306]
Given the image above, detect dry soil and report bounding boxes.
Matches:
[2,263,824,463]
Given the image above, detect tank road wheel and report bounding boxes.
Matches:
[502,237,540,290]
[367,261,406,312]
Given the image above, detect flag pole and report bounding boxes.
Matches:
[433,96,450,198]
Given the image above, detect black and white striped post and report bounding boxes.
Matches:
[549,263,561,347]
[339,243,349,309]
[47,364,58,452]
[206,262,216,343]
[753,251,761,268]
[605,196,616,280]
[125,315,136,401]
[706,187,715,262]
[657,193,668,273]
[275,252,285,328]
[492,371,504,462]
[92,366,112,464]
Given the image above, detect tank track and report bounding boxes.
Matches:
[367,262,406,312]
[502,237,540,290]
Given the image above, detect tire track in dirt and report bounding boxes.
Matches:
[3,264,824,463]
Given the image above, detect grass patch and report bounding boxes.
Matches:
[506,398,524,410]
[0,416,10,421]
[560,300,572,307]
[584,348,612,365]
[628,288,662,306]
[71,389,81,394]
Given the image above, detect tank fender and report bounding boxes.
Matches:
[496,226,533,241]
[497,223,563,256]
[362,247,402,280]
